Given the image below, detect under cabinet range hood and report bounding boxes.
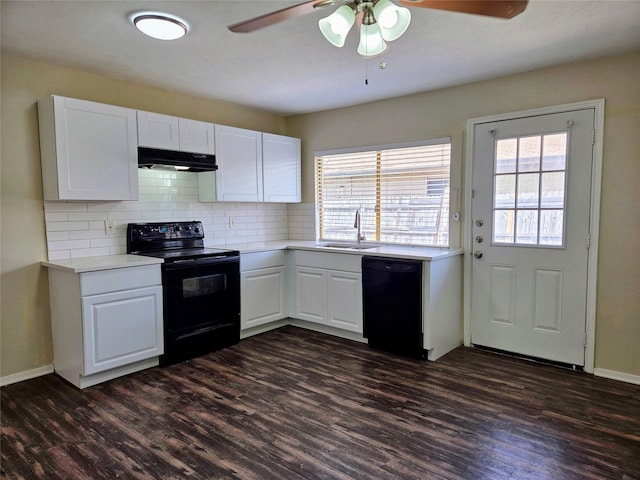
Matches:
[138,147,218,172]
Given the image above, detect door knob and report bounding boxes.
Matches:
[473,251,483,259]
[475,235,484,243]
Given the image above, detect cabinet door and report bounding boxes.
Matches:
[137,111,180,150]
[82,286,163,375]
[327,271,363,333]
[214,125,263,202]
[294,266,327,324]
[241,267,286,329]
[263,133,301,203]
[39,96,139,201]
[178,118,215,154]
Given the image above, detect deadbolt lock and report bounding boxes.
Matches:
[475,219,484,227]
[475,235,484,243]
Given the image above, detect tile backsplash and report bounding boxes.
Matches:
[44,169,316,260]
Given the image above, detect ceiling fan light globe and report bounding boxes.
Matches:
[373,0,411,41]
[319,5,355,48]
[377,6,398,28]
[357,23,387,57]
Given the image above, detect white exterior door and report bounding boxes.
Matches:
[471,108,595,366]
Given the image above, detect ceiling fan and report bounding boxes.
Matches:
[228,0,528,57]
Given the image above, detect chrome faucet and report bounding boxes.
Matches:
[354,209,366,244]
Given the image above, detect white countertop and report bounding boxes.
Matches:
[42,242,462,273]
[41,254,163,273]
[220,240,463,261]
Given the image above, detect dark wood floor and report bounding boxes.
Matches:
[2,326,639,480]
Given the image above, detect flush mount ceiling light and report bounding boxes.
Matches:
[132,12,189,40]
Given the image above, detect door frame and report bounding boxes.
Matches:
[463,99,605,373]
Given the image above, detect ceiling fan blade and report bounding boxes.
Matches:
[228,0,330,33]
[399,0,528,19]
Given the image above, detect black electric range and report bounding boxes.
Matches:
[127,221,240,366]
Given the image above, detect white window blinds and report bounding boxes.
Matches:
[316,139,451,247]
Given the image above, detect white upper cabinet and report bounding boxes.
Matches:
[38,96,139,201]
[178,118,215,154]
[199,127,301,203]
[263,133,301,203]
[137,111,179,150]
[211,125,264,202]
[137,111,215,154]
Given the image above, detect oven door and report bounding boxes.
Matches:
[162,257,240,337]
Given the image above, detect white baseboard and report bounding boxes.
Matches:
[288,318,367,343]
[240,319,289,339]
[3,353,638,389]
[0,365,54,387]
[593,368,640,386]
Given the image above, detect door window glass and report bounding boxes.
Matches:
[492,133,568,247]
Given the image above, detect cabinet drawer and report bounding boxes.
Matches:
[294,250,361,273]
[80,265,161,296]
[241,250,286,271]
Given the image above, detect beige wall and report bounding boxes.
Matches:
[286,51,640,376]
[2,51,638,380]
[0,54,286,378]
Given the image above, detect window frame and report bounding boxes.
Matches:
[315,137,452,248]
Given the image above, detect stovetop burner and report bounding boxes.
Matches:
[135,247,239,262]
[126,221,238,261]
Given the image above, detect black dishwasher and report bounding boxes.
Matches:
[362,256,424,358]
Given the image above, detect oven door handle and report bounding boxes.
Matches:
[164,256,240,269]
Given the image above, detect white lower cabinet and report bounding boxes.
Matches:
[240,251,287,330]
[241,267,286,329]
[293,251,363,334]
[81,286,163,375]
[47,263,163,389]
[294,266,327,323]
[327,270,362,332]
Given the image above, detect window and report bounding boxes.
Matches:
[492,133,567,247]
[316,139,451,247]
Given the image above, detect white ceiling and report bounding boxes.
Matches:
[2,1,639,116]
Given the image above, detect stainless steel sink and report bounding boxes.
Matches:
[321,243,377,250]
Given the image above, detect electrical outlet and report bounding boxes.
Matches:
[228,216,235,229]
[105,220,116,235]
